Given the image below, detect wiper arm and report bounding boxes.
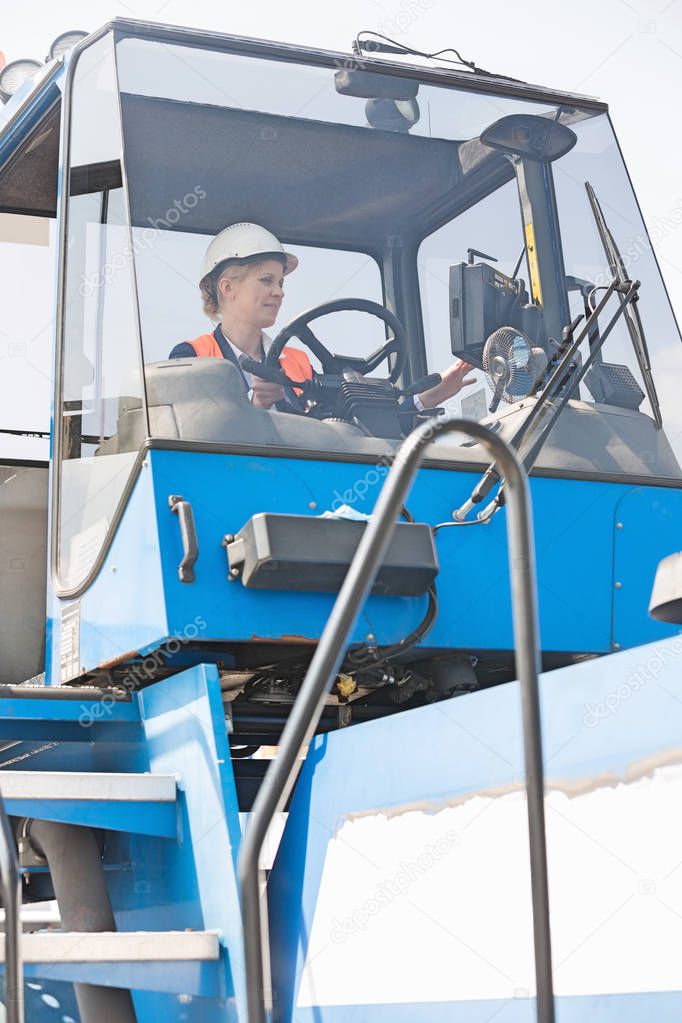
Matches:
[515,280,639,472]
[455,186,663,523]
[454,276,635,521]
[454,185,661,524]
[585,181,662,428]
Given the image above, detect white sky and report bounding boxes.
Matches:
[1,0,681,458]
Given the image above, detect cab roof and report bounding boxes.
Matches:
[0,17,608,222]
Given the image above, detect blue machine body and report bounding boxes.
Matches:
[46,448,682,683]
[0,666,246,1020]
[268,636,682,1021]
[4,643,682,1021]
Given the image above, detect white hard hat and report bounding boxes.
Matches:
[200,222,298,282]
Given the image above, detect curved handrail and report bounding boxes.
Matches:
[238,417,554,1023]
[0,791,23,1023]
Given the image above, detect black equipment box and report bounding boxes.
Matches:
[449,261,543,368]
[224,513,438,595]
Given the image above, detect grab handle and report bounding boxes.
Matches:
[168,495,199,583]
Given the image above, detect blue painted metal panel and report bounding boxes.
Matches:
[17,978,79,1023]
[0,738,149,775]
[132,990,238,1022]
[10,987,682,1023]
[47,445,682,678]
[0,697,140,744]
[154,450,426,652]
[154,451,682,654]
[269,638,682,1022]
[1,958,221,997]
[0,667,245,1016]
[611,486,682,648]
[46,459,168,685]
[1,799,176,838]
[238,994,681,1022]
[133,665,245,1018]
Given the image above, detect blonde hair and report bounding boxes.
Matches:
[200,260,266,320]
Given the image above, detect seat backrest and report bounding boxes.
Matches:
[112,359,389,455]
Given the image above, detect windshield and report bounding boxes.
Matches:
[108,34,681,478]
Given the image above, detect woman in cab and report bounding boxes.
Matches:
[170,222,475,413]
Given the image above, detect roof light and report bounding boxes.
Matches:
[0,58,43,102]
[48,31,88,62]
[365,97,420,133]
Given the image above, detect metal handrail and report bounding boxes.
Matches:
[238,418,554,1023]
[0,791,23,1023]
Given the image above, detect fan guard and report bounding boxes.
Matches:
[483,326,547,413]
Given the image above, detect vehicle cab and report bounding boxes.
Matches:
[1,20,681,738]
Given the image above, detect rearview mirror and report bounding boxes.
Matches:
[481,114,577,162]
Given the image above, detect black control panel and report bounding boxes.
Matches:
[449,261,544,369]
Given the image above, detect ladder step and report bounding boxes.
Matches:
[0,771,178,838]
[15,929,220,962]
[0,930,222,996]
[0,771,176,801]
[0,692,140,743]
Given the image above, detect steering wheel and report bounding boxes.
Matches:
[265,298,408,384]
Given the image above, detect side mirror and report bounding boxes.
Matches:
[481,114,577,162]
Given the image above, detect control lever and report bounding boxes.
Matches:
[400,373,442,397]
[239,355,313,413]
[556,314,583,355]
[238,356,298,387]
[241,358,443,401]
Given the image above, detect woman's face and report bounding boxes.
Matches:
[220,259,285,330]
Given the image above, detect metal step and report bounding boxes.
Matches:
[0,930,222,996]
[0,687,140,744]
[12,929,220,962]
[0,771,175,801]
[0,771,178,838]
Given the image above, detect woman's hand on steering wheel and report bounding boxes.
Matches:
[265,298,408,384]
[251,377,286,409]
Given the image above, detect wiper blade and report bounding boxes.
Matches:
[453,186,661,524]
[585,181,662,428]
[515,281,639,469]
[454,276,635,522]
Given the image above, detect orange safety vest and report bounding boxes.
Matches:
[186,333,313,393]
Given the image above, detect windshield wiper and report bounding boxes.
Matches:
[585,181,662,428]
[454,276,633,521]
[453,182,663,522]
